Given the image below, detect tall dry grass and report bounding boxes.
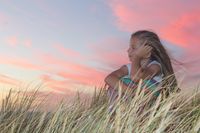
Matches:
[0,80,200,133]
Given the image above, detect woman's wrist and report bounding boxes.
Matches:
[131,54,142,60]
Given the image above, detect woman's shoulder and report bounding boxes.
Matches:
[147,60,161,67]
[147,60,162,72]
[147,60,164,82]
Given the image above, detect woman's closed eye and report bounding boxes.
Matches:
[132,47,137,51]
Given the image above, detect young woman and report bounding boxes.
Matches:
[105,30,181,109]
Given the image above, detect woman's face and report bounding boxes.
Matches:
[127,37,141,60]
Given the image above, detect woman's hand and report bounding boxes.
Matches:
[130,40,153,60]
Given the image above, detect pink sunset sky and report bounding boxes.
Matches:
[0,0,200,104]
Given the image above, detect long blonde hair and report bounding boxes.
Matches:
[131,30,181,98]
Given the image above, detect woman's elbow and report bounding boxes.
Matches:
[104,73,115,85]
[104,75,111,84]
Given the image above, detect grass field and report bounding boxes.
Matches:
[0,80,200,133]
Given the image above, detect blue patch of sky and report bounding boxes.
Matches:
[0,0,127,52]
[0,0,131,71]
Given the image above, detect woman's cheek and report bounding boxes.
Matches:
[132,48,138,54]
[131,51,137,57]
[130,50,135,55]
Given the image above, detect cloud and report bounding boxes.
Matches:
[87,37,129,70]
[0,47,107,93]
[40,74,79,93]
[53,44,85,60]
[161,11,200,47]
[0,74,21,86]
[37,50,107,75]
[0,54,44,71]
[108,0,200,47]
[34,51,107,92]
[55,69,106,87]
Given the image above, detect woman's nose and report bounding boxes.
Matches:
[127,48,132,54]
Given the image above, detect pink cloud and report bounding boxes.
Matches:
[109,0,200,47]
[0,54,44,71]
[53,44,84,60]
[36,52,107,87]
[0,50,102,94]
[40,74,78,93]
[87,37,129,70]
[90,51,128,70]
[14,47,106,93]
[161,11,200,47]
[56,69,106,87]
[0,74,21,86]
[37,51,97,73]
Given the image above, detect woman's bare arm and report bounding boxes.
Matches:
[130,56,161,83]
[104,65,131,94]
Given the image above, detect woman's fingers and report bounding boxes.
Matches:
[143,46,152,52]
[145,45,152,49]
[143,46,152,58]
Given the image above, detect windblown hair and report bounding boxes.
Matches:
[131,30,181,98]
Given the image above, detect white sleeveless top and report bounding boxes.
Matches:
[125,60,164,83]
